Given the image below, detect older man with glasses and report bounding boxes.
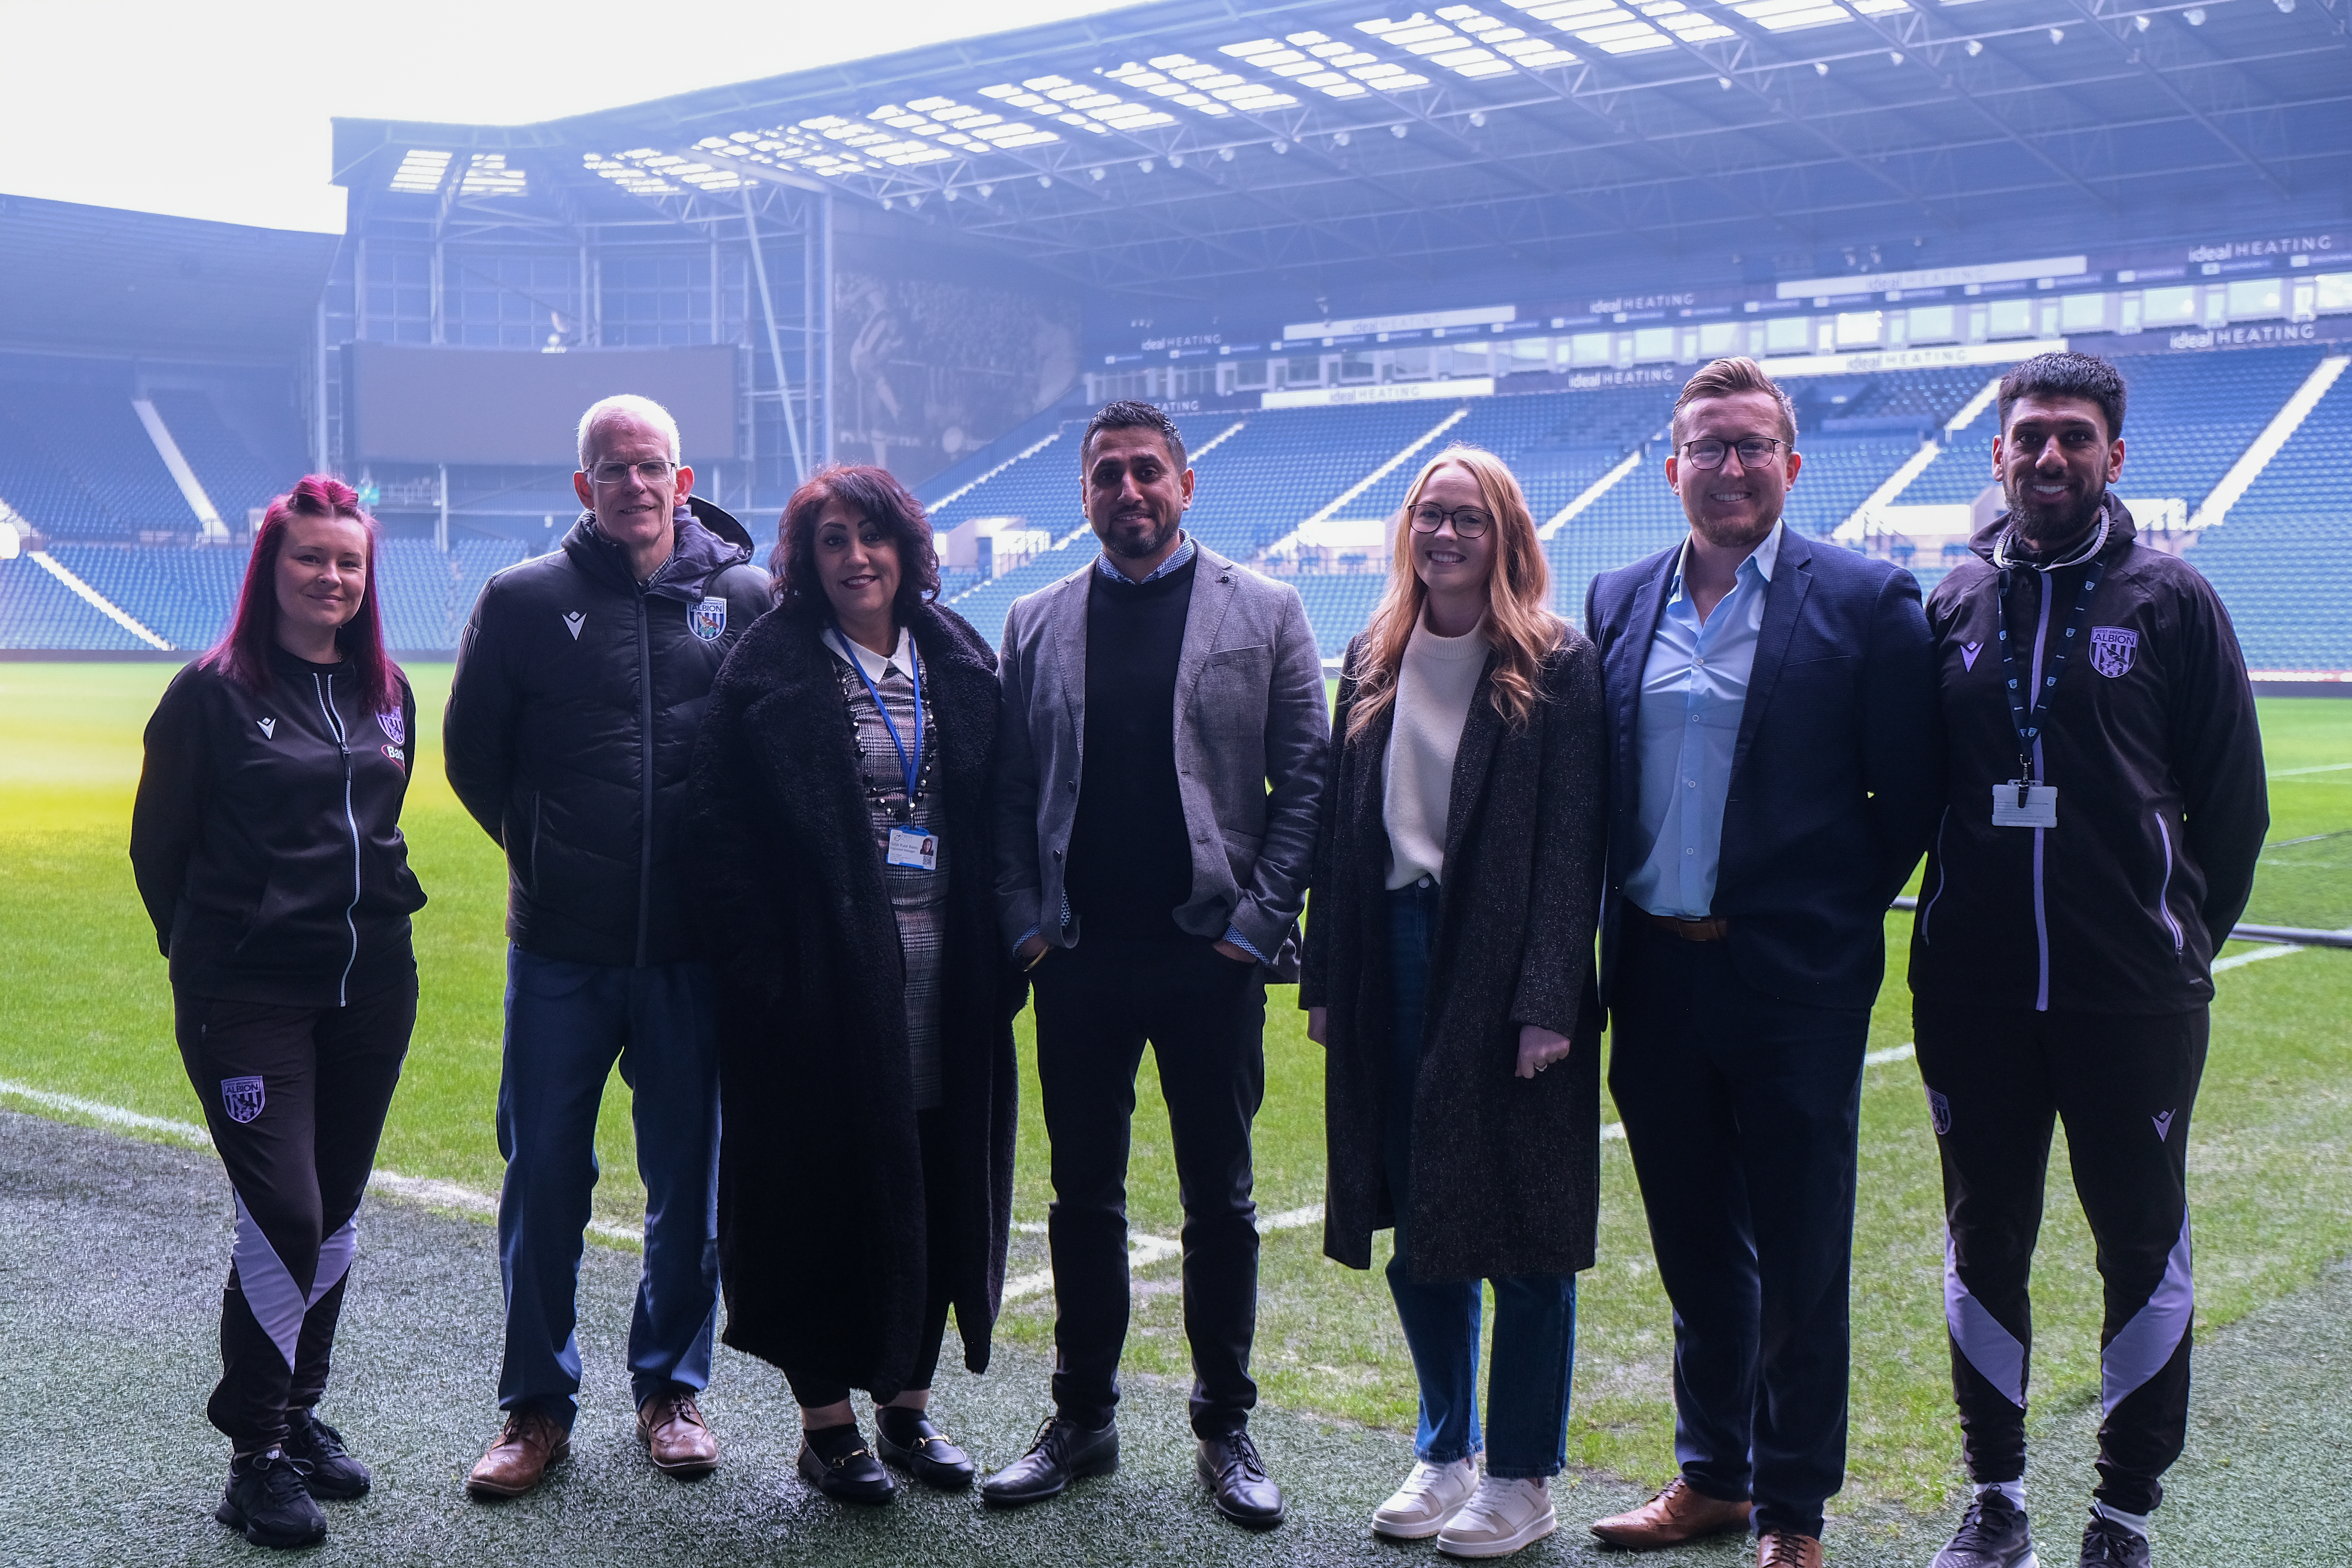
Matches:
[1580,359,1942,1568]
[444,394,772,1499]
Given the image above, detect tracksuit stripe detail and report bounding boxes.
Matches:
[2100,1209,2194,1415]
[2152,815,2185,954]
[231,1191,313,1372]
[1945,1228,2027,1407]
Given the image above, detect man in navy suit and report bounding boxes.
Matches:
[1582,357,1941,1568]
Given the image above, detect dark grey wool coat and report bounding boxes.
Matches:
[1299,630,1608,1282]
[688,599,1022,1399]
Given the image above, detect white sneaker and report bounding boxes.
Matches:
[1436,1476,1558,1559]
[1371,1456,1480,1539]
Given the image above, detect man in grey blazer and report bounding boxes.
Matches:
[983,400,1328,1528]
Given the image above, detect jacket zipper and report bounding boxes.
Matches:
[2026,582,2053,1014]
[2153,813,2186,954]
[1917,807,1951,945]
[634,585,655,968]
[313,673,362,1006]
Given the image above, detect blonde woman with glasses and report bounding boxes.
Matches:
[1300,444,1607,1558]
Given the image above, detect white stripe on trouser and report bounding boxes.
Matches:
[231,1192,358,1370]
[2100,1209,2193,1415]
[1944,1228,2027,1407]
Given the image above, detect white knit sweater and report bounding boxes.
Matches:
[1381,616,1491,890]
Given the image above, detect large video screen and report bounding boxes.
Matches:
[345,343,737,466]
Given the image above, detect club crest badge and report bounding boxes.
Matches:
[1927,1087,1952,1137]
[377,708,405,746]
[221,1075,266,1125]
[691,597,727,643]
[2088,625,2138,678]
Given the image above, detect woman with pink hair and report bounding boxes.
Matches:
[130,476,426,1551]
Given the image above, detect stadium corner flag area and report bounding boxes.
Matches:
[2,1,2349,1562]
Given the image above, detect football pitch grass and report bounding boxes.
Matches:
[3,663,2348,1531]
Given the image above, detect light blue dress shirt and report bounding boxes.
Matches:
[1625,521,1782,919]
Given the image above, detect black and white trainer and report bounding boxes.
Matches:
[283,1409,371,1499]
[2076,1511,2150,1568]
[1931,1489,2038,1568]
[215,1447,328,1549]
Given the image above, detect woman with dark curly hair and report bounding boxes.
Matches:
[129,476,426,1550]
[689,464,1022,1507]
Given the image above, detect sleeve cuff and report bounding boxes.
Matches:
[1220,924,1270,963]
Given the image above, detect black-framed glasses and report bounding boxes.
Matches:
[586,459,678,486]
[1409,503,1493,537]
[1678,437,1787,469]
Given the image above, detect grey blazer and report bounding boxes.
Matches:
[991,542,1331,981]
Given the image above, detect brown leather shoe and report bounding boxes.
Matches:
[1758,1528,1824,1567]
[1589,1477,1754,1548]
[466,1406,570,1499]
[637,1389,719,1477]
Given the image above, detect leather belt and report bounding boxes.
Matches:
[1636,905,1729,943]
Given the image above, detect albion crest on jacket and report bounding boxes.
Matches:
[691,597,727,643]
[2088,625,2138,678]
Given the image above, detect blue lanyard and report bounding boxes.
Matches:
[844,631,923,813]
[1994,518,2107,804]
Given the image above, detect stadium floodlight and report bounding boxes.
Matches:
[1219,146,1236,161]
[1888,50,1903,64]
[1467,111,1486,127]
[2185,6,2205,20]
[2134,11,2151,26]
[1966,36,1984,54]
[2049,26,2065,42]
[1391,123,1408,137]
[1273,139,1291,152]
[1037,174,1053,187]
[1090,166,1106,179]
[1815,59,1830,74]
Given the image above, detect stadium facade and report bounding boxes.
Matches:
[0,0,2347,676]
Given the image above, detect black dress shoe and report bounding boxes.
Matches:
[978,1415,1118,1508]
[796,1424,896,1505]
[875,1406,976,1490]
[1197,1430,1285,1528]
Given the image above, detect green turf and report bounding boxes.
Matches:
[3,666,2347,1516]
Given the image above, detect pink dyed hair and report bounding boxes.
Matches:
[200,475,399,714]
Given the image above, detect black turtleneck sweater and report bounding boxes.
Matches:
[1065,553,1199,942]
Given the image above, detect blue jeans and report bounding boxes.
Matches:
[1384,882,1579,1480]
[496,946,720,1422]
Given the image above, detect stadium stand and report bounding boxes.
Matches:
[49,544,248,652]
[0,384,191,541]
[0,554,147,651]
[143,390,299,529]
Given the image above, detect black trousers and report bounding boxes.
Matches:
[174,973,415,1451]
[1031,936,1266,1439]
[785,1110,956,1410]
[1607,915,1869,1541]
[1913,1004,2208,1516]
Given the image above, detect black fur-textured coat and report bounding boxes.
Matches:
[1299,632,1608,1282]
[688,600,1021,1399]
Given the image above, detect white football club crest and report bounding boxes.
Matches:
[377,708,405,746]
[2088,625,2138,678]
[691,597,727,643]
[256,717,276,740]
[563,611,586,640]
[221,1075,266,1124]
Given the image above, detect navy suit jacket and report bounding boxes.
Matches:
[1584,528,1942,1012]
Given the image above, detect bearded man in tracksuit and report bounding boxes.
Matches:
[1908,352,2267,1568]
[445,394,772,1498]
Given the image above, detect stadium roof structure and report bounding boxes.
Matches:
[332,0,2351,297]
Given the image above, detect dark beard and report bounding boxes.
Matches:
[1104,513,1181,560]
[2006,477,2103,553]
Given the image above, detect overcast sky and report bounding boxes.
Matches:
[0,0,1122,233]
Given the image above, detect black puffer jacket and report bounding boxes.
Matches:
[131,645,426,1008]
[445,498,772,968]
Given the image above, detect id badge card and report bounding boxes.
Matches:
[886,825,939,871]
[1991,783,2058,828]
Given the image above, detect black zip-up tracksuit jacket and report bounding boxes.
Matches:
[443,498,772,969]
[131,645,426,1008]
[1908,497,2269,1014]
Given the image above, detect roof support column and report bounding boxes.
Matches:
[742,183,808,486]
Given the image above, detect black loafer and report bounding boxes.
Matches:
[875,1407,976,1490]
[283,1409,371,1500]
[978,1415,1118,1508]
[1197,1430,1284,1528]
[797,1426,896,1505]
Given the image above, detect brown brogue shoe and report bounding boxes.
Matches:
[1588,1477,1755,1548]
[1758,1528,1824,1568]
[466,1407,571,1499]
[637,1389,719,1477]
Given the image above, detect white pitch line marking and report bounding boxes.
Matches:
[2212,942,2305,973]
[1003,1202,1329,1301]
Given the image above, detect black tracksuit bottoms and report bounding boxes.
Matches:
[1913,1003,2208,1516]
[1030,936,1267,1439]
[174,973,416,1451]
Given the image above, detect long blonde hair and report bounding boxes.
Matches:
[1345,443,1560,742]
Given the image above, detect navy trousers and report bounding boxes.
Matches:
[1607,914,1868,1540]
[495,946,720,1423]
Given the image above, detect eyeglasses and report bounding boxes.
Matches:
[1678,438,1787,469]
[1408,503,1493,538]
[586,459,678,487]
